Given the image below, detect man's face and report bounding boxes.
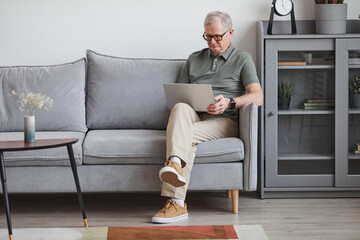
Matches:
[204,21,233,55]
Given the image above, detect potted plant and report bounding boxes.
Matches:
[349,75,360,108]
[278,81,295,110]
[314,0,347,34]
[9,90,54,142]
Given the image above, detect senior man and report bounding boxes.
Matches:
[152,11,263,223]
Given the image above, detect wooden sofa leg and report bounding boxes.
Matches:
[231,189,239,214]
[227,190,232,198]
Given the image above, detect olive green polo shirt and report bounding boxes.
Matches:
[178,44,259,121]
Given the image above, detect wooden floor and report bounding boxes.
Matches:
[0,191,359,240]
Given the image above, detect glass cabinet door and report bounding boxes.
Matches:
[265,39,335,187]
[335,39,360,188]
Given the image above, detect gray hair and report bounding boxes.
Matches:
[204,11,233,30]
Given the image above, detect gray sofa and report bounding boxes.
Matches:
[0,50,258,213]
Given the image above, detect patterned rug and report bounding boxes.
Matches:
[0,224,268,240]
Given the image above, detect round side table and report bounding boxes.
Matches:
[0,138,88,240]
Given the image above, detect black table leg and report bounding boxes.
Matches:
[0,152,13,240]
[66,144,88,227]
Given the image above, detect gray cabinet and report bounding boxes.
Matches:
[257,20,360,198]
[336,38,360,188]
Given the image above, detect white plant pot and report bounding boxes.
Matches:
[315,4,348,34]
[24,116,35,143]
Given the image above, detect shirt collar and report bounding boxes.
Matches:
[209,43,234,60]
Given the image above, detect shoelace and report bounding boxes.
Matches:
[164,160,171,166]
[159,200,177,215]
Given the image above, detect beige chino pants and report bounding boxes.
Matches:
[161,103,239,200]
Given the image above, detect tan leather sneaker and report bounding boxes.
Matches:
[151,199,188,223]
[159,160,186,187]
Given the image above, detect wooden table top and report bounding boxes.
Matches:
[0,138,79,152]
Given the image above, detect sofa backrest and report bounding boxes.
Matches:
[86,50,185,130]
[0,59,87,132]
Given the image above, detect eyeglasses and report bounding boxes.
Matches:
[202,30,229,41]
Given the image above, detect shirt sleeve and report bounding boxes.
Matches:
[240,54,259,87]
[177,59,191,84]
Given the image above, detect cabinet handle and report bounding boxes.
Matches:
[268,111,274,117]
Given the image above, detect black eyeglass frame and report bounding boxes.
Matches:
[202,29,230,41]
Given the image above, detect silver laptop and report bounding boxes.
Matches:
[163,83,215,112]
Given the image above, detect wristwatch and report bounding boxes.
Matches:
[229,98,236,109]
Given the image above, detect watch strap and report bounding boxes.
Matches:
[229,98,236,109]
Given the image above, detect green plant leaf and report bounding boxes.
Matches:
[278,81,295,98]
[349,75,360,94]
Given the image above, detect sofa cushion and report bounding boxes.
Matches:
[0,131,85,166]
[83,130,244,165]
[0,59,87,132]
[86,50,185,130]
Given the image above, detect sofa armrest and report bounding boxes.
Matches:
[239,103,258,191]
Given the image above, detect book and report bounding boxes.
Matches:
[278,61,306,66]
[303,99,335,110]
[349,58,360,65]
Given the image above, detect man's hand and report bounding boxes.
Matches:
[207,95,230,115]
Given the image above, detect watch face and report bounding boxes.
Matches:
[274,0,293,16]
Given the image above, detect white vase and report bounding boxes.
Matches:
[24,116,35,143]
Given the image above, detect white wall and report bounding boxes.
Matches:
[0,0,359,65]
